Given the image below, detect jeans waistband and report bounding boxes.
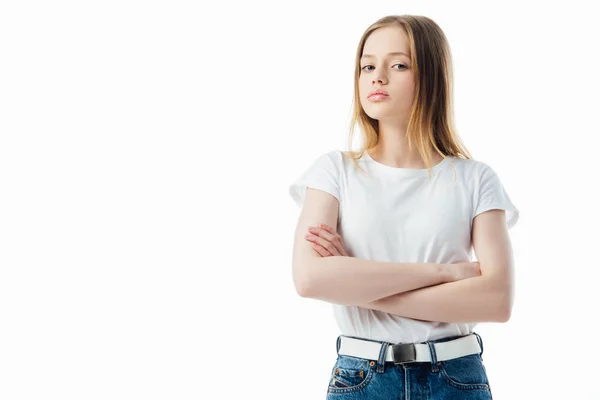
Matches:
[335,332,484,357]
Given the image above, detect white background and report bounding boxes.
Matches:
[1,1,599,399]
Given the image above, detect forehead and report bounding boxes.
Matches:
[361,26,411,59]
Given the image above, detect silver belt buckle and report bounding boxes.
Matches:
[391,343,417,364]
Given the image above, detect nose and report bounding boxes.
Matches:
[372,75,387,85]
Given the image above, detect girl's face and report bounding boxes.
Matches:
[359,26,415,122]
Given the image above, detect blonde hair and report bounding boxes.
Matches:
[345,14,473,179]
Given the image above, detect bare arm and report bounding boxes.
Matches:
[355,274,506,323]
[293,188,479,306]
[301,256,454,306]
[355,210,514,323]
[293,188,458,305]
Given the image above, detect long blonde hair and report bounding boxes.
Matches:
[346,15,472,179]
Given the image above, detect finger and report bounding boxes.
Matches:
[315,225,348,256]
[309,225,337,242]
[311,242,333,257]
[306,234,342,256]
[318,224,345,246]
[308,227,344,256]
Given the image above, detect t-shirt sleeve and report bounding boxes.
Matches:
[472,162,520,229]
[289,151,340,209]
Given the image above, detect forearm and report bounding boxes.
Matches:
[356,274,509,323]
[302,256,453,306]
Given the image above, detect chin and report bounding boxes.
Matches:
[364,109,391,120]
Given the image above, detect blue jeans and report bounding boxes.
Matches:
[326,333,493,399]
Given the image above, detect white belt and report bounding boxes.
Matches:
[338,334,482,364]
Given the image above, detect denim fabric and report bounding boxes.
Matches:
[326,333,493,399]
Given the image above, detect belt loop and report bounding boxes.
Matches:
[473,332,484,358]
[427,341,439,372]
[336,335,342,354]
[376,341,390,373]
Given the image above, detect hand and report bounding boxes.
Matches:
[449,261,481,282]
[304,224,348,257]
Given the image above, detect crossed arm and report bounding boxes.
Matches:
[354,209,515,323]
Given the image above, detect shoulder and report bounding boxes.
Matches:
[446,156,483,174]
[298,149,344,178]
[327,149,347,161]
[469,159,502,181]
[317,149,346,170]
[448,156,501,173]
[457,158,509,191]
[302,150,340,167]
[312,149,342,161]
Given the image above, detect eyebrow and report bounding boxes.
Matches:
[361,51,410,59]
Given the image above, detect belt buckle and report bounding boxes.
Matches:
[391,343,416,364]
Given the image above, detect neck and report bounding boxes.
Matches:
[370,121,442,168]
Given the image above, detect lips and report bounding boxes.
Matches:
[368,90,389,98]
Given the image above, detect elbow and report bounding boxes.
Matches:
[481,273,513,322]
[293,260,317,298]
[493,287,513,323]
[496,305,512,323]
[293,256,331,299]
[294,275,312,298]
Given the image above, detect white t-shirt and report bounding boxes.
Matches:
[289,150,519,343]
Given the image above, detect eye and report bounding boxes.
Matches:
[361,64,407,71]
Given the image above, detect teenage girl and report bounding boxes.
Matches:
[290,14,518,399]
